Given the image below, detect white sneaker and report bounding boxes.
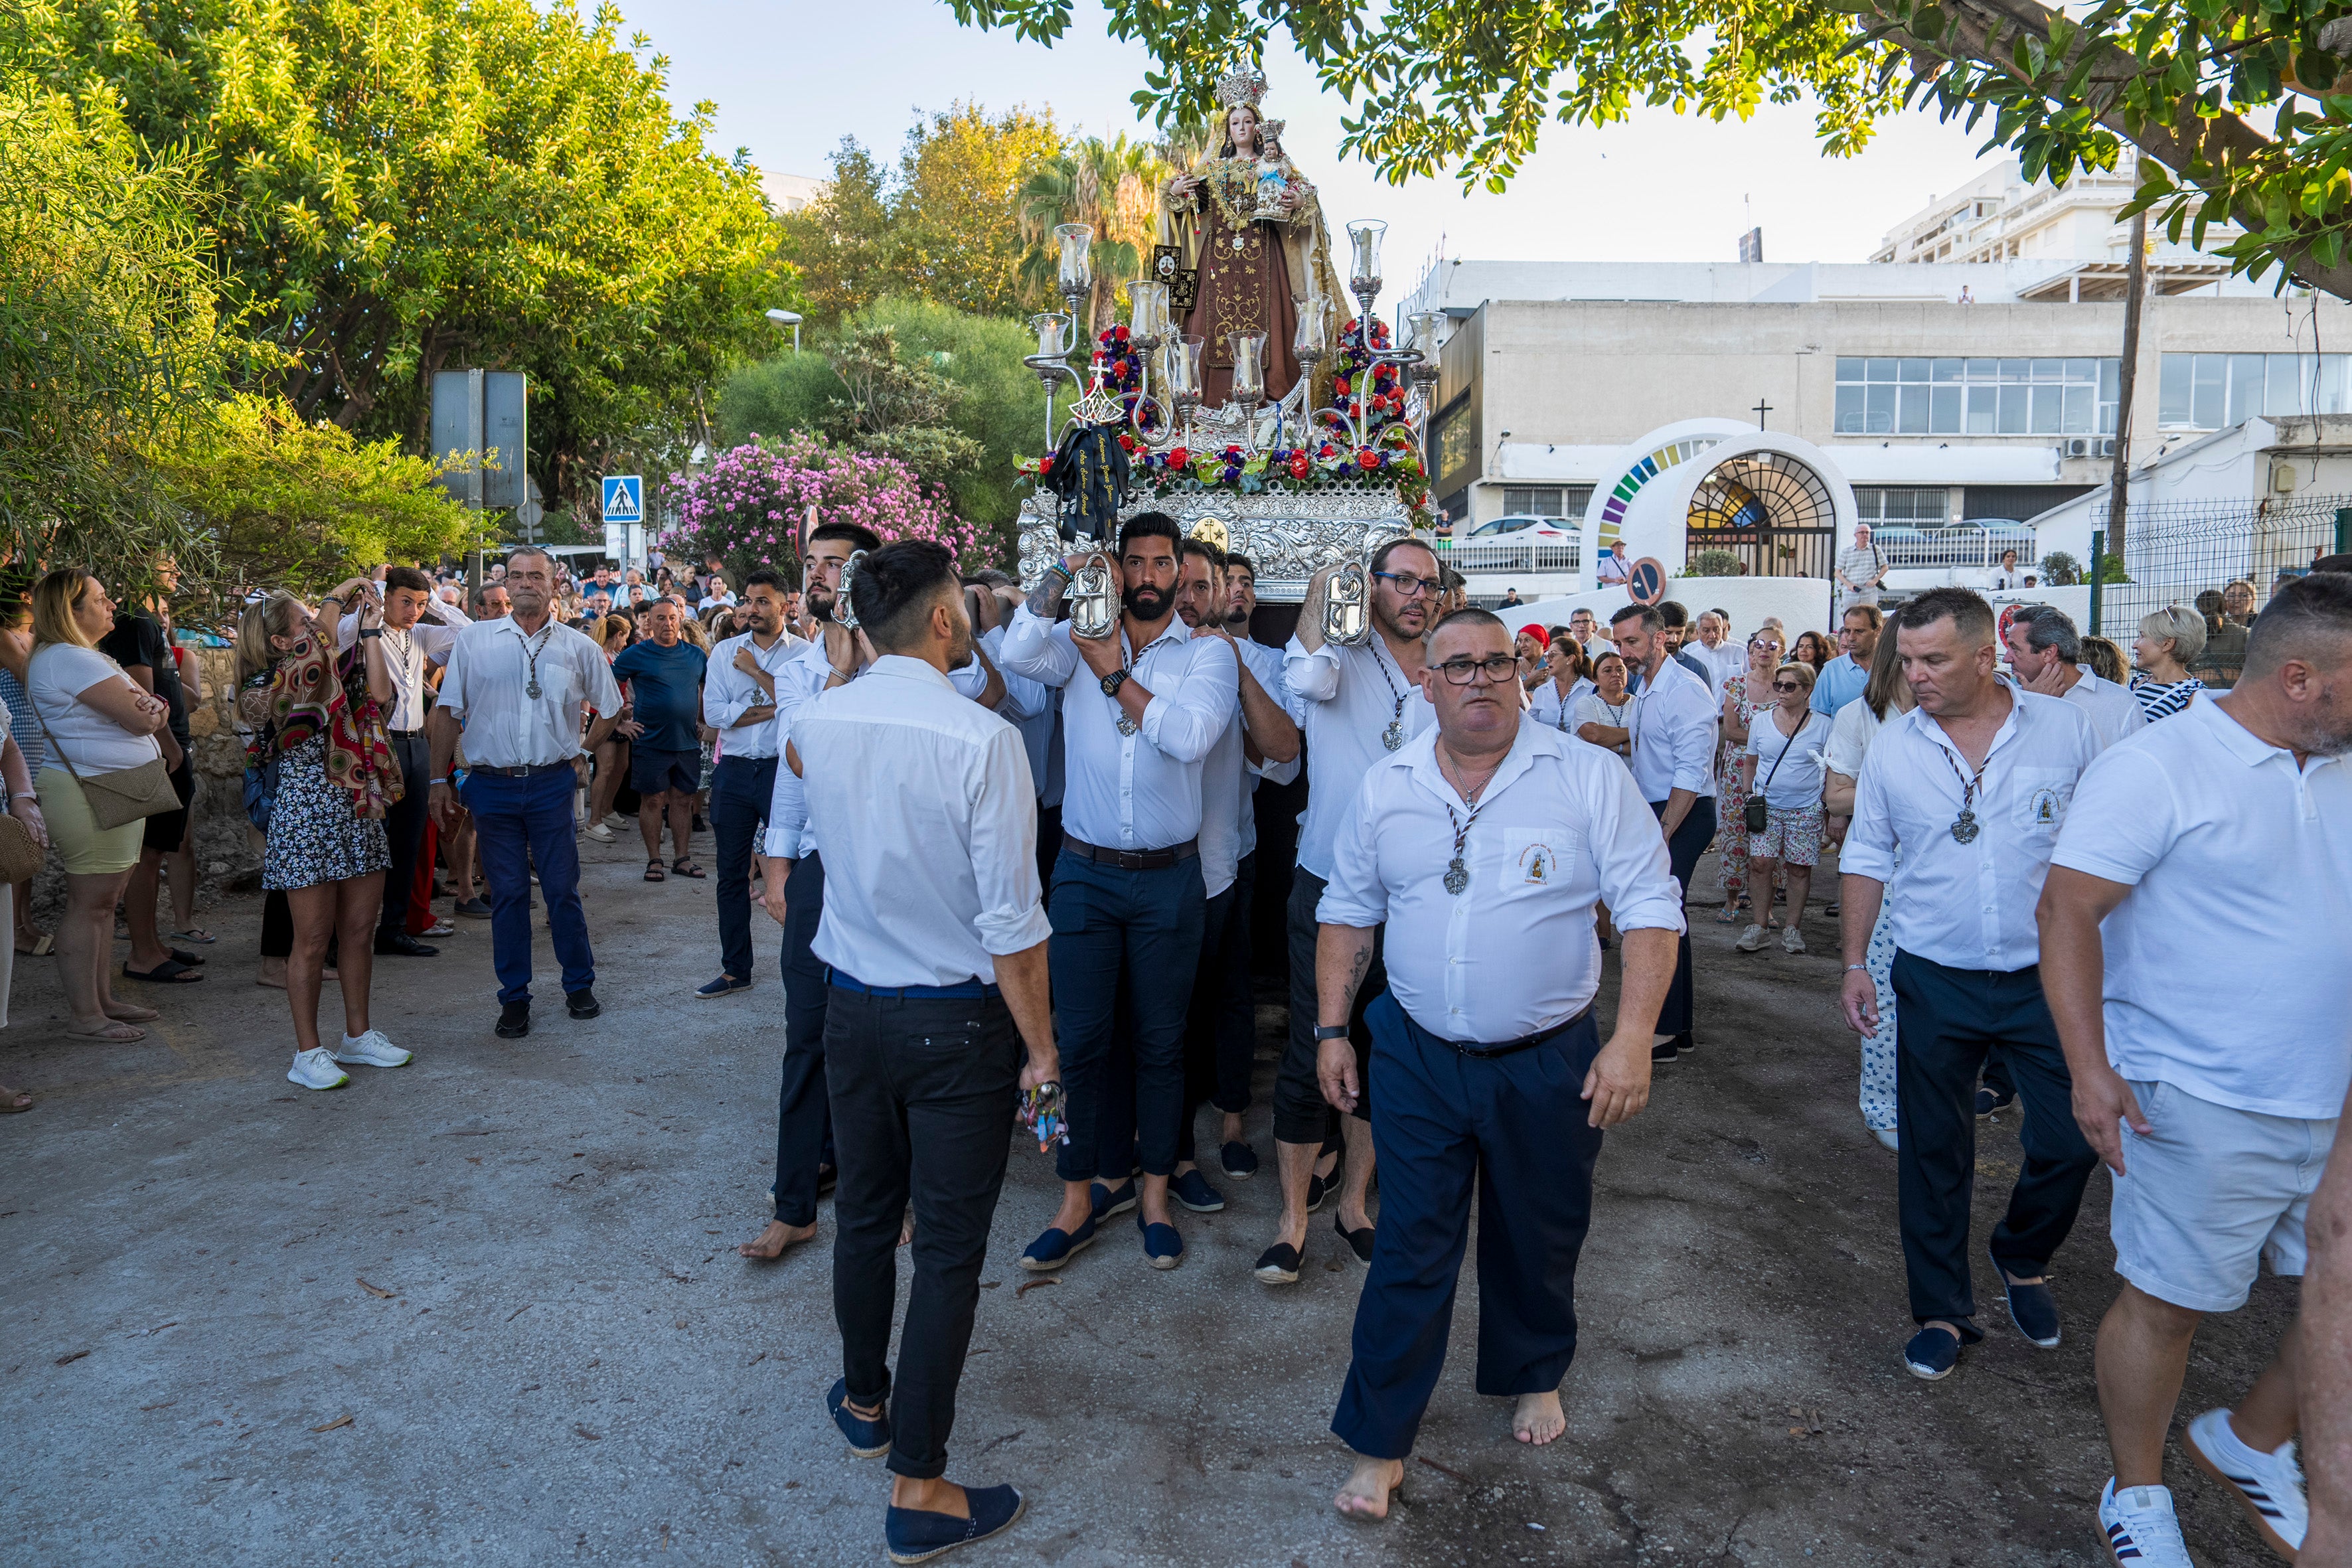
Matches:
[2188,1407,2307,1556]
[1734,923,1766,952]
[287,1048,351,1091]
[2098,1479,2192,1567]
[582,823,615,843]
[335,1030,413,1068]
[1780,923,1806,954]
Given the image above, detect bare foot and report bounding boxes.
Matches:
[104,1002,161,1023]
[0,1083,31,1112]
[1514,1387,1566,1445]
[258,958,287,990]
[1334,1454,1405,1520]
[738,1219,816,1259]
[899,1210,915,1247]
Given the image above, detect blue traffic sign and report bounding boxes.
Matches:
[601,474,643,526]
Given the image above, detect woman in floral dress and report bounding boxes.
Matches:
[1713,627,1783,922]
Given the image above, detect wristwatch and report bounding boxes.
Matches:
[358,628,383,639]
[1314,1024,1351,1041]
[1099,667,1130,698]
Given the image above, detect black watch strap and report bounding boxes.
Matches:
[1313,1024,1351,1041]
[1099,667,1129,698]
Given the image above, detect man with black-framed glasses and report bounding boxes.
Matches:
[1256,537,1443,1285]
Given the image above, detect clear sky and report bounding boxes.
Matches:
[617,0,2009,291]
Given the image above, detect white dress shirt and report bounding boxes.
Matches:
[797,657,1052,987]
[1842,686,2100,972]
[1234,635,1300,864]
[943,630,1048,724]
[1625,657,1718,805]
[703,629,802,761]
[1283,635,1438,880]
[1318,719,1686,1042]
[437,615,622,767]
[1528,676,1595,732]
[1000,607,1237,852]
[1694,639,1747,696]
[763,635,846,858]
[2057,665,2148,751]
[337,609,462,731]
[2050,695,2351,1119]
[1194,633,1302,898]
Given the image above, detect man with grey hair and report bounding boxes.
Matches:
[2003,603,2146,751]
[2037,572,2352,1565]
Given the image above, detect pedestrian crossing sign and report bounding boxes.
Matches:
[602,475,643,526]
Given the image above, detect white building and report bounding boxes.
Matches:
[762,172,824,215]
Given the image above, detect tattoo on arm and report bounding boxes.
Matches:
[1342,945,1371,1010]
[1025,573,1069,619]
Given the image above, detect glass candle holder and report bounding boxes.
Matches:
[1228,331,1269,401]
[1167,335,1205,399]
[1054,223,1094,293]
[1129,280,1168,343]
[1346,220,1387,293]
[1405,309,1443,358]
[1294,302,1328,358]
[1029,313,1069,360]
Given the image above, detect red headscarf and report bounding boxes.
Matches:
[1518,623,1550,649]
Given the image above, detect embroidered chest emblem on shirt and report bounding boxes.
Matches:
[2029,785,2064,825]
[1518,844,1555,884]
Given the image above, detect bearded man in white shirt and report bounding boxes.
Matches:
[1839,587,2102,1384]
[1608,602,1718,1064]
[1313,609,1682,1522]
[2037,572,2352,1566]
[1259,538,1445,1284]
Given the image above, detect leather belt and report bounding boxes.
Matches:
[1432,1003,1593,1060]
[386,728,426,738]
[828,970,1000,1000]
[468,760,575,778]
[1062,832,1198,870]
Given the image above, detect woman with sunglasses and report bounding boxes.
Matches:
[1713,628,1783,924]
[1735,661,1833,956]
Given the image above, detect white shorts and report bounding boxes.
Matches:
[2109,1078,2337,1312]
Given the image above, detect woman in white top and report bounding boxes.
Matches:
[1991,548,2023,590]
[1572,651,1636,757]
[1822,608,1913,1150]
[1713,627,1784,924]
[2130,606,2207,721]
[27,570,172,1042]
[1735,661,1834,955]
[1526,639,1593,731]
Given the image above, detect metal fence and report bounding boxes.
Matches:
[1873,522,2038,570]
[2093,493,2352,686]
[1443,540,1582,574]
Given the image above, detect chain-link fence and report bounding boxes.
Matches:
[2094,493,2352,686]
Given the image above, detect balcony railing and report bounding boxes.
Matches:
[1443,540,1583,574]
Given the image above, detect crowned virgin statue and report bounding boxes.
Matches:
[1156,63,1345,408]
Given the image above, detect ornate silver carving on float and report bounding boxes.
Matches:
[1018,491,1421,604]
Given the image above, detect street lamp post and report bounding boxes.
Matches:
[763,308,803,353]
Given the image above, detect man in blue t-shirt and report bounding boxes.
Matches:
[612,598,710,880]
[1811,603,1881,717]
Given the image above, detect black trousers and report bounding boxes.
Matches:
[1178,853,1257,1162]
[708,753,777,982]
[378,733,432,933]
[772,851,835,1227]
[828,984,1020,1480]
[1648,796,1716,1038]
[1275,868,1381,1146]
[1891,951,2098,1330]
[1332,994,1603,1459]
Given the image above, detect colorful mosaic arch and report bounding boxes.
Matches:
[1592,435,1726,553]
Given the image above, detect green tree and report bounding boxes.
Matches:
[894,103,1065,317]
[1016,134,1171,338]
[945,0,2352,300]
[779,138,900,326]
[19,0,781,510]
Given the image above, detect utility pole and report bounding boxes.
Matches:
[2104,209,2148,591]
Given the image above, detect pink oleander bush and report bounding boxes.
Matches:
[660,431,979,580]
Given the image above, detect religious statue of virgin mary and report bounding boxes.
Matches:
[1155,62,1345,408]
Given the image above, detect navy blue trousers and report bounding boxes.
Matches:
[1648,795,1715,1038]
[708,753,776,982]
[773,850,836,1227]
[1891,951,2097,1330]
[1177,855,1257,1162]
[1048,849,1206,1184]
[461,767,594,1004]
[1333,992,1604,1461]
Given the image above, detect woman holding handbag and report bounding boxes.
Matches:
[239,587,411,1091]
[27,570,175,1042]
[1734,660,1834,956]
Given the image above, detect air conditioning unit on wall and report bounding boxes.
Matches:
[2097,438,2117,457]
[2066,438,2090,457]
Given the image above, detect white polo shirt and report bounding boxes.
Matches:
[2049,694,2351,1119]
[1843,686,2099,972]
[1318,719,1687,1044]
[797,657,1052,987]
[1283,635,1438,880]
[1625,657,1717,806]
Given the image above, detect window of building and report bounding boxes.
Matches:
[1499,485,1593,518]
[2156,353,2352,430]
[1852,487,1952,523]
[1834,356,2119,437]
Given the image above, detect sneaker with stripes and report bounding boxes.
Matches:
[2187,1406,2306,1558]
[2097,1479,2190,1566]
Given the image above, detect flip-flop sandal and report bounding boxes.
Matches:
[169,948,207,967]
[122,959,204,984]
[645,860,667,882]
[0,1089,34,1113]
[670,860,707,879]
[17,933,54,957]
[171,928,217,945]
[66,1022,145,1042]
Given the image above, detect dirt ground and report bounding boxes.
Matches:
[0,835,2298,1566]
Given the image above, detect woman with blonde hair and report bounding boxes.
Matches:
[240,582,410,1090]
[26,570,172,1041]
[2131,605,2207,721]
[1823,606,1914,1150]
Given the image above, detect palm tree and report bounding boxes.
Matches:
[1016,135,1170,341]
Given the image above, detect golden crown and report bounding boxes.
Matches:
[1214,63,1267,111]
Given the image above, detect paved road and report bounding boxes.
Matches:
[1,836,2294,1565]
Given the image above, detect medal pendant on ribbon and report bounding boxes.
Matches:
[1950,810,1980,844]
[526,680,542,699]
[1381,720,1404,751]
[1443,856,1469,896]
